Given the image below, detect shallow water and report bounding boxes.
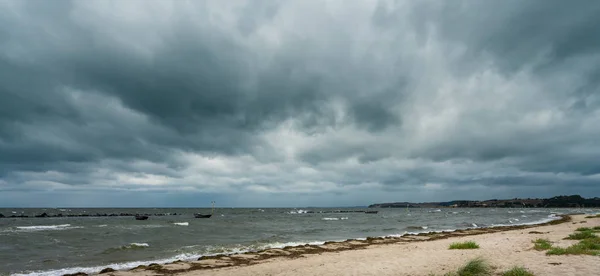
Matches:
[0,207,595,276]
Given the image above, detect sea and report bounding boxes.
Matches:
[1,207,598,276]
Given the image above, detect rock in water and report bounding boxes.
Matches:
[63,273,87,276]
[99,268,116,274]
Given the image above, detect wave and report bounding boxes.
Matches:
[490,214,561,227]
[288,209,309,214]
[173,222,189,226]
[508,218,520,224]
[114,225,165,230]
[11,254,195,276]
[102,243,150,254]
[14,224,82,232]
[405,226,428,230]
[15,240,329,276]
[128,243,149,248]
[321,217,348,221]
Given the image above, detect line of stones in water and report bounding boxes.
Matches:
[0,212,181,218]
[0,210,378,218]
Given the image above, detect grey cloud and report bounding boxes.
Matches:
[0,0,599,206]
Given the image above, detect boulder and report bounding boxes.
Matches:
[99,268,115,274]
[63,273,87,276]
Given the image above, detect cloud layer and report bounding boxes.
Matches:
[1,0,599,207]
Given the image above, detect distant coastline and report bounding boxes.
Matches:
[369,194,600,208]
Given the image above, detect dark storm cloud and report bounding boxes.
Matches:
[0,1,330,168]
[410,0,600,70]
[0,0,599,206]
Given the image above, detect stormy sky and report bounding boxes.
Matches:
[1,0,599,207]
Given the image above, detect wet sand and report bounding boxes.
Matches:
[93,214,599,276]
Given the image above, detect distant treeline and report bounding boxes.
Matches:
[369,195,600,208]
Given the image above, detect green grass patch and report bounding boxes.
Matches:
[575,227,600,232]
[546,247,567,255]
[546,235,600,256]
[502,266,535,276]
[445,258,492,276]
[566,231,597,240]
[449,241,480,250]
[532,239,552,251]
[546,244,599,256]
[579,237,600,250]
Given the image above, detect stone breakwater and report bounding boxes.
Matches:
[0,212,180,218]
[0,210,378,219]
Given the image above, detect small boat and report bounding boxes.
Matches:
[364,210,378,214]
[194,201,215,219]
[135,215,149,220]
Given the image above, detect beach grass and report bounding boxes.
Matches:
[532,239,552,251]
[545,231,600,256]
[546,244,599,256]
[565,231,597,240]
[501,266,535,276]
[448,241,480,250]
[444,258,492,276]
[576,227,600,232]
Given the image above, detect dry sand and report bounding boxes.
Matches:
[101,214,600,276]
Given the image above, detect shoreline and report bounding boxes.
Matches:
[53,213,586,276]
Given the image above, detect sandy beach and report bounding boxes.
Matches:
[91,214,600,276]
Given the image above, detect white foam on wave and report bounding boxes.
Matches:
[288,209,309,214]
[128,243,149,248]
[387,213,564,239]
[322,217,348,221]
[15,224,82,232]
[115,224,165,230]
[173,222,189,226]
[11,253,197,276]
[491,213,561,227]
[13,240,330,276]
